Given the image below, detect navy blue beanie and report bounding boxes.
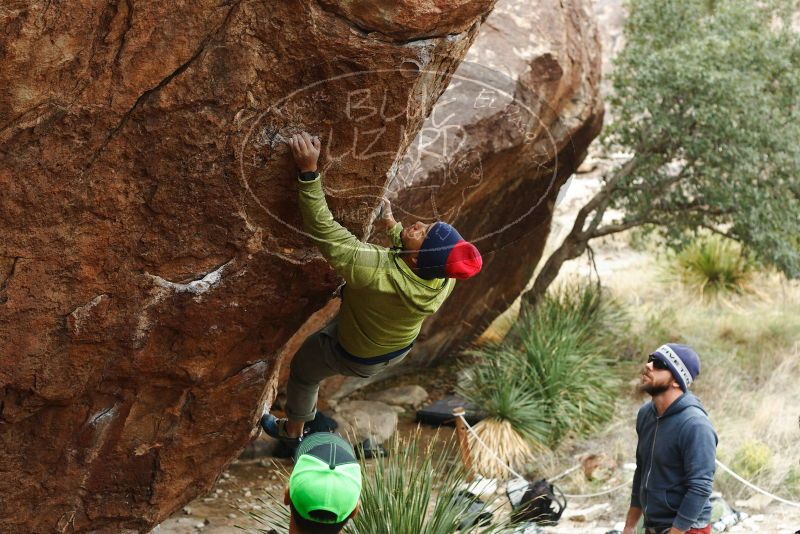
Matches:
[650,343,701,392]
[416,222,482,280]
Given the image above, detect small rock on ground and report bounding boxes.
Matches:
[368,385,429,407]
[333,400,400,444]
[562,502,610,522]
[735,493,773,511]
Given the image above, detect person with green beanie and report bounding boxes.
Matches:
[262,131,483,442]
[284,432,361,533]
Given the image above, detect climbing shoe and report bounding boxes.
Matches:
[260,414,303,446]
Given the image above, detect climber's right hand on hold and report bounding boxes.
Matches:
[289,131,320,173]
[379,199,397,230]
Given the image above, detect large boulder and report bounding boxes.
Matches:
[0,1,496,532]
[281,0,604,406]
[392,0,604,365]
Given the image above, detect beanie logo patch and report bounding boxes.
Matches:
[655,344,693,390]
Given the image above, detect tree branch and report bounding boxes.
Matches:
[628,165,690,193]
[569,157,640,241]
[592,218,656,238]
[696,223,738,242]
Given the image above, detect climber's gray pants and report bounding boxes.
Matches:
[285,320,412,422]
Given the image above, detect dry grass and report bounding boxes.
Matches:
[468,418,536,480]
[535,238,800,511]
[610,254,800,501]
[707,338,800,499]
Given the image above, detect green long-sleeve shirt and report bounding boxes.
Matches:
[297,173,455,358]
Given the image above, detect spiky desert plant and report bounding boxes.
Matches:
[243,431,510,534]
[462,282,625,451]
[513,284,624,445]
[672,235,753,297]
[456,351,548,478]
[354,432,506,534]
[467,418,537,480]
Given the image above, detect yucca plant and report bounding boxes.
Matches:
[672,235,754,297]
[462,282,625,455]
[456,351,548,479]
[514,284,624,445]
[243,431,510,534]
[354,433,507,534]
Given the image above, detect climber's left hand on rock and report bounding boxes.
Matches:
[289,131,320,173]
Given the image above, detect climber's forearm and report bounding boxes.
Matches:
[297,175,362,265]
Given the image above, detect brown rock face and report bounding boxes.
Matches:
[391,0,604,365]
[318,0,496,40]
[0,1,495,532]
[275,0,604,423]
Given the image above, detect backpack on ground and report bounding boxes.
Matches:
[506,478,567,525]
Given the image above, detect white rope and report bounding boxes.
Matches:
[458,416,800,507]
[548,463,582,483]
[563,461,800,503]
[458,415,632,500]
[716,459,800,508]
[562,479,632,499]
[457,414,527,481]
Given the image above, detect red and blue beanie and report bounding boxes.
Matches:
[417,222,482,280]
[650,343,701,392]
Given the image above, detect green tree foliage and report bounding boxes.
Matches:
[609,0,800,271]
[525,0,800,307]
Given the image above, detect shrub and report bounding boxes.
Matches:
[456,351,546,478]
[783,467,800,499]
[456,350,550,443]
[353,433,505,534]
[461,282,626,448]
[731,440,772,481]
[672,235,753,296]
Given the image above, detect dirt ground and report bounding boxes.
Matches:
[153,372,800,534]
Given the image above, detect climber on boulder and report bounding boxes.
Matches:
[261,131,483,443]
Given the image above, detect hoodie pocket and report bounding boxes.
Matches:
[660,488,681,512]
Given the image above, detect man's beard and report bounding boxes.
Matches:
[638,382,670,396]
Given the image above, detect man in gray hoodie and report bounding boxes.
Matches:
[622,343,718,534]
